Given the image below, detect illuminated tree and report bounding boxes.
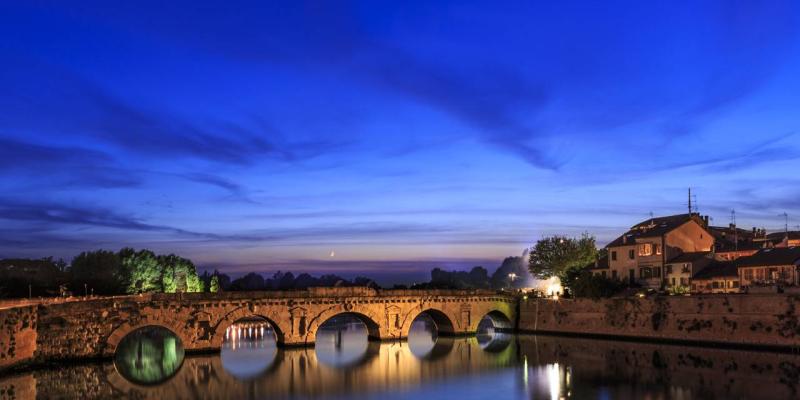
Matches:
[209,275,220,293]
[157,254,203,293]
[528,233,597,280]
[121,249,162,294]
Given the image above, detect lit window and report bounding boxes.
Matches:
[638,243,653,256]
[655,244,662,255]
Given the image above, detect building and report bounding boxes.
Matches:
[606,214,714,288]
[664,251,712,290]
[709,224,763,261]
[767,231,800,248]
[586,255,609,278]
[691,260,740,294]
[737,247,800,290]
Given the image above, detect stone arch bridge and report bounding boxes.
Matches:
[29,287,517,362]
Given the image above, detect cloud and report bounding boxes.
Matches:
[0,136,143,189]
[0,199,259,241]
[0,56,349,168]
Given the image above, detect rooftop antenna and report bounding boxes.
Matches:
[649,211,654,219]
[779,212,789,237]
[731,209,737,252]
[688,188,692,214]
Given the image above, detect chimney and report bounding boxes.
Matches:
[703,215,709,226]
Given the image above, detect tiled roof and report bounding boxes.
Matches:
[666,251,711,264]
[607,214,703,248]
[693,260,738,279]
[736,247,800,267]
[766,231,800,241]
[585,255,609,270]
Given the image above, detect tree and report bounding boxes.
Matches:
[70,250,124,295]
[157,254,203,293]
[490,256,533,289]
[120,249,162,294]
[563,268,623,299]
[528,233,598,280]
[209,275,220,293]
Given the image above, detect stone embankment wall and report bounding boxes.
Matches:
[0,307,36,372]
[520,294,800,349]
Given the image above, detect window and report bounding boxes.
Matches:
[744,269,753,280]
[611,270,617,279]
[732,281,740,288]
[653,267,661,278]
[691,284,697,291]
[611,251,617,261]
[671,278,676,286]
[681,278,689,286]
[655,244,662,255]
[712,281,720,289]
[666,265,672,274]
[639,243,653,256]
[629,249,635,260]
[601,271,607,278]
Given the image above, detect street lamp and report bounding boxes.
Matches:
[508,273,518,287]
[84,283,87,298]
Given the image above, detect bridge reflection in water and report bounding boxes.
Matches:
[4,320,800,399]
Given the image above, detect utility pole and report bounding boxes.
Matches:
[688,188,692,214]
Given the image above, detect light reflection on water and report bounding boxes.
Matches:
[221,318,277,379]
[4,317,800,399]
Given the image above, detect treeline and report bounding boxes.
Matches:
[0,248,205,298]
[204,271,380,291]
[408,255,533,290]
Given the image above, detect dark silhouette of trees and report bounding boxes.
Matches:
[70,250,124,295]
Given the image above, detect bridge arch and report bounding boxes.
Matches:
[402,308,457,338]
[305,310,383,344]
[105,318,189,356]
[211,307,288,348]
[480,309,513,330]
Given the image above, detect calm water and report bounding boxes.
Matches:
[2,314,800,399]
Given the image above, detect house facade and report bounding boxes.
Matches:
[664,251,712,291]
[692,260,740,294]
[737,247,800,290]
[606,214,714,289]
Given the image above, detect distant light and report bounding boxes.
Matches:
[329,250,336,258]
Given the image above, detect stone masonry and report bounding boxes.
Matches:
[0,287,516,372]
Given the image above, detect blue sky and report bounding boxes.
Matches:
[1,1,799,284]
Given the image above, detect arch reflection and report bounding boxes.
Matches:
[315,313,374,368]
[114,325,185,385]
[221,317,278,379]
[408,313,455,360]
[476,314,513,352]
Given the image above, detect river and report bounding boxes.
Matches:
[1,314,799,399]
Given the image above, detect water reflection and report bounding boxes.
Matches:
[113,325,184,385]
[221,318,277,379]
[315,314,370,367]
[6,333,800,399]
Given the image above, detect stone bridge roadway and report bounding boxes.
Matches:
[32,287,517,362]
